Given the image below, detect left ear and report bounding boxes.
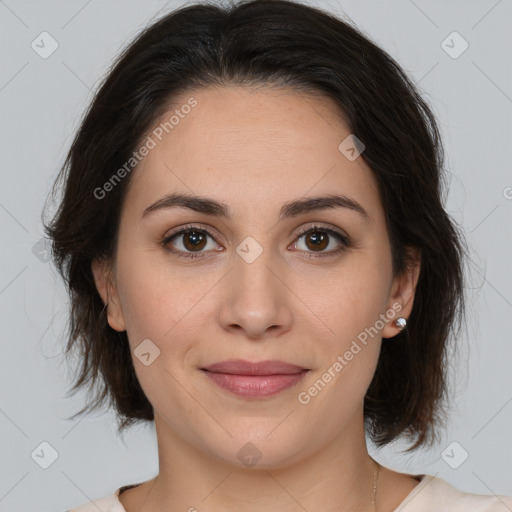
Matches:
[382,246,421,339]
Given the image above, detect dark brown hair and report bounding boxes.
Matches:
[44,0,467,451]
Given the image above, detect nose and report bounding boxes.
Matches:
[217,240,293,340]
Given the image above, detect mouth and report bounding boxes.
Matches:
[202,359,308,375]
[200,359,310,398]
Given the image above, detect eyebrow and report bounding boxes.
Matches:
[142,192,369,223]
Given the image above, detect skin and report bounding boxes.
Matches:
[92,85,422,512]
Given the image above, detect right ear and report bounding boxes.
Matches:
[91,258,126,332]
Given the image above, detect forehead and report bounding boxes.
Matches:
[124,85,381,221]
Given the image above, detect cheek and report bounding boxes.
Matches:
[298,267,388,415]
[115,250,210,366]
[304,259,391,340]
[114,247,177,341]
[296,255,391,405]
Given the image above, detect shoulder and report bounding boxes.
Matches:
[65,489,125,512]
[396,474,512,512]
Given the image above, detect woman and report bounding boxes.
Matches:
[45,0,512,510]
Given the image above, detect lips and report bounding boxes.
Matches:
[201,359,309,398]
[202,359,307,375]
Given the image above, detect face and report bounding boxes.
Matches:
[93,85,420,469]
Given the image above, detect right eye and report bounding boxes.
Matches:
[161,224,223,259]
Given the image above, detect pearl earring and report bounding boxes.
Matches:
[395,317,407,330]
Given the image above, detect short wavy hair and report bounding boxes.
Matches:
[44,0,467,451]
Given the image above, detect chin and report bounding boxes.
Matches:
[204,430,306,471]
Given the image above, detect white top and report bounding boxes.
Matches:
[66,474,512,511]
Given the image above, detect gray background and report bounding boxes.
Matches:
[1,0,511,510]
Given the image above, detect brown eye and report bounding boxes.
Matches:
[293,225,350,259]
[181,230,208,251]
[162,225,221,259]
[304,230,329,251]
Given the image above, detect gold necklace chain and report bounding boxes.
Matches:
[371,459,381,510]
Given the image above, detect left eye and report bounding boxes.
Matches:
[293,227,349,255]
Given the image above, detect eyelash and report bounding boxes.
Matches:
[161,223,351,260]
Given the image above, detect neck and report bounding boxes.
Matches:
[137,409,379,512]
